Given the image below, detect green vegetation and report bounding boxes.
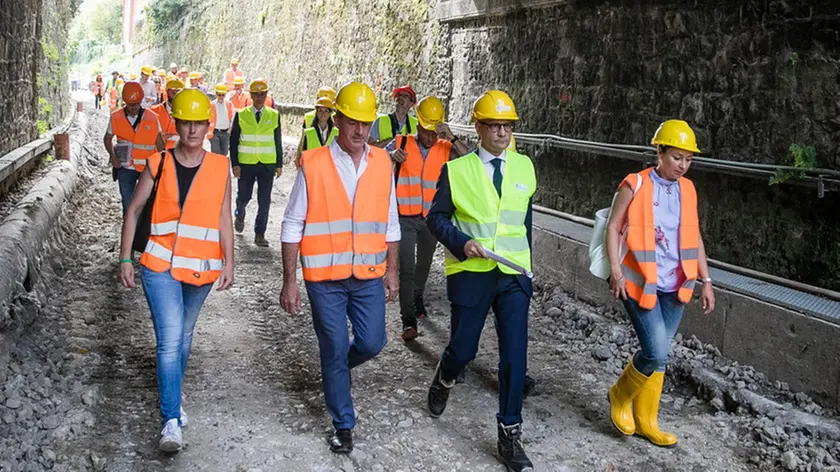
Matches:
[769,143,817,185]
[144,0,187,44]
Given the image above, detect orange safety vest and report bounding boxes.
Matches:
[224,68,243,89]
[621,168,699,310]
[140,150,229,285]
[299,146,392,282]
[208,99,234,138]
[150,103,178,149]
[394,135,451,217]
[110,108,160,173]
[228,91,251,111]
[109,87,118,110]
[93,81,103,95]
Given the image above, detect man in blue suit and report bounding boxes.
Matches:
[425,90,535,472]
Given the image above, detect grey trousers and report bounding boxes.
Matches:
[398,215,437,328]
[210,129,230,155]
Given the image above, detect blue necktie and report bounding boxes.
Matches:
[491,158,503,197]
[255,110,262,123]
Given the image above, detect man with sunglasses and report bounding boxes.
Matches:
[425,90,536,471]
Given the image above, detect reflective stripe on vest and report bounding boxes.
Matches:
[444,151,535,276]
[298,146,392,282]
[139,151,229,285]
[621,168,700,310]
[237,107,278,165]
[394,135,450,217]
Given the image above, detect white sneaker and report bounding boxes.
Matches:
[159,418,183,452]
[180,405,188,428]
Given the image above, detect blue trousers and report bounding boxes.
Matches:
[141,267,213,425]
[622,291,686,376]
[439,269,530,426]
[117,167,139,215]
[305,277,387,430]
[235,163,274,234]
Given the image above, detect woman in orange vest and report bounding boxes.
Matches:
[605,120,715,448]
[118,89,234,453]
[93,74,104,110]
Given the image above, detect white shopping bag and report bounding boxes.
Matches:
[589,173,641,280]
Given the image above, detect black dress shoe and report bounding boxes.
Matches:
[523,374,536,398]
[456,369,466,384]
[329,428,353,454]
[497,423,534,471]
[428,362,453,418]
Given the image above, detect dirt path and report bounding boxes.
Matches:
[5,101,781,471]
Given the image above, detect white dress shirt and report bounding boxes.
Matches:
[477,145,506,178]
[214,100,231,130]
[281,141,401,243]
[140,80,158,108]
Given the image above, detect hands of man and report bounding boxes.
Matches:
[463,240,487,259]
[232,166,241,179]
[280,282,302,314]
[390,149,408,164]
[384,270,399,303]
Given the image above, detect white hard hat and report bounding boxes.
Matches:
[169,62,177,68]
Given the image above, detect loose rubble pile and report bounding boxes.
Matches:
[537,285,840,471]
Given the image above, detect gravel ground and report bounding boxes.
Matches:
[1,97,839,471]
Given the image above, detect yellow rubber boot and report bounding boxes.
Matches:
[608,360,648,435]
[633,371,678,447]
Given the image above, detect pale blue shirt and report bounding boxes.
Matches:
[650,169,684,292]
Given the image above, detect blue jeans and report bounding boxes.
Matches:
[117,168,139,215]
[305,277,387,430]
[622,291,686,376]
[235,163,274,234]
[141,267,213,425]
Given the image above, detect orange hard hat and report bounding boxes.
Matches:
[122,82,144,105]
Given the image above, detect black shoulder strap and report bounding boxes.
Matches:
[394,135,409,181]
[388,113,399,140]
[130,108,145,132]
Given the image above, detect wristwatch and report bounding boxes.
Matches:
[701,277,713,283]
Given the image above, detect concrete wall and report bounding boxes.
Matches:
[531,220,840,408]
[136,0,840,290]
[0,0,72,159]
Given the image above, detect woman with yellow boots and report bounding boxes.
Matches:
[605,119,715,447]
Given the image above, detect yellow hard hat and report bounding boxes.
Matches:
[233,76,245,86]
[416,96,445,131]
[165,77,185,90]
[249,78,269,93]
[314,96,335,109]
[129,73,137,80]
[116,78,124,86]
[215,83,228,95]
[334,81,377,123]
[231,58,239,65]
[188,71,201,80]
[140,65,154,76]
[171,89,212,121]
[471,90,519,122]
[316,86,337,101]
[157,69,166,77]
[651,119,700,153]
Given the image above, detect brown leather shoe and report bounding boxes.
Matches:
[254,233,269,247]
[401,326,418,342]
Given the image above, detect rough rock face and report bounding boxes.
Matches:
[137,0,840,287]
[0,0,71,159]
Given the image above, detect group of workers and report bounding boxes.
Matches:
[102,57,716,472]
